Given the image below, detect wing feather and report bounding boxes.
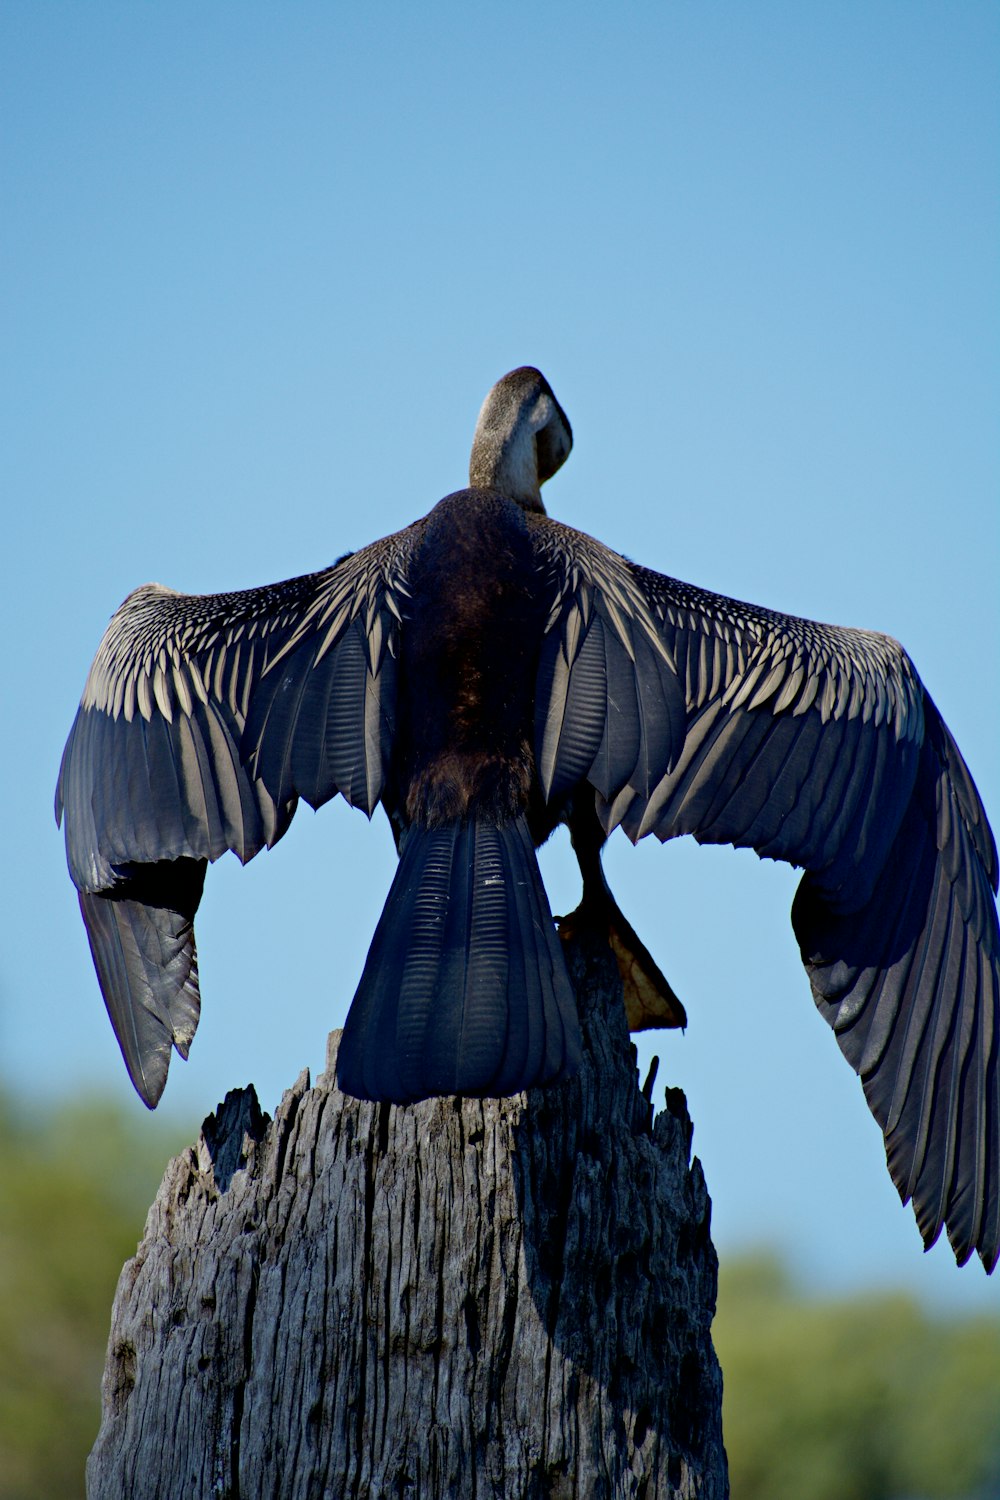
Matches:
[531,514,999,1270]
[57,524,420,1098]
[587,623,643,801]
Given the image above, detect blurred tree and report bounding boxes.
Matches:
[713,1253,1000,1500]
[0,1092,193,1500]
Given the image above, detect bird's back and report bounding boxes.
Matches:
[395,488,548,830]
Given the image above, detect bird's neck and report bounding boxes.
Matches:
[468,422,545,513]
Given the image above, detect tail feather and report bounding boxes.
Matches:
[504,817,570,1086]
[337,815,582,1103]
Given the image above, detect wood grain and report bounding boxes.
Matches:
[87,936,727,1499]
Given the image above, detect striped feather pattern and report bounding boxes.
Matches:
[56,527,419,1099]
[336,816,581,1103]
[795,702,999,1267]
[531,516,999,1270]
[533,526,686,806]
[57,530,417,889]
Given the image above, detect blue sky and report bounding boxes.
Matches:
[3,3,997,1308]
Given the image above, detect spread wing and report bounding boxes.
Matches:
[56,525,419,1104]
[532,515,1000,1271]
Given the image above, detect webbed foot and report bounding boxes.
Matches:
[557,894,687,1032]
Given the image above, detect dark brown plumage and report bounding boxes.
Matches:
[57,366,999,1270]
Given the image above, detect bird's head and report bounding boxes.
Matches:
[468,367,573,513]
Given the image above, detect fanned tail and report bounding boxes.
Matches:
[337,814,582,1103]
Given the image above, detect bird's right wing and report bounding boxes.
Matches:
[56,524,420,1103]
[531,515,999,1271]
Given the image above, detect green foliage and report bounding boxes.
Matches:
[1,1093,997,1500]
[0,1093,193,1500]
[713,1253,1000,1500]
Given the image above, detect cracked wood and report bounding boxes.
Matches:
[87,936,727,1499]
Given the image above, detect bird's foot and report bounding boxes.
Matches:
[556,898,687,1032]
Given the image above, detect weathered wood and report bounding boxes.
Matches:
[87,937,727,1499]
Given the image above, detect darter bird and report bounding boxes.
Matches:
[57,367,999,1271]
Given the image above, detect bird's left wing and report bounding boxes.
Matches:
[532,515,999,1270]
[56,525,419,1103]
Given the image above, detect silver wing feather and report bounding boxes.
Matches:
[56,525,420,1104]
[532,515,999,1271]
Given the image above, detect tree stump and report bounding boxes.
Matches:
[86,937,727,1499]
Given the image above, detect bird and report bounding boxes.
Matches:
[56,366,999,1272]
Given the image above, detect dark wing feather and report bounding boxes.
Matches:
[531,516,1000,1270]
[533,529,687,810]
[795,701,999,1266]
[78,861,205,1106]
[56,526,419,1103]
